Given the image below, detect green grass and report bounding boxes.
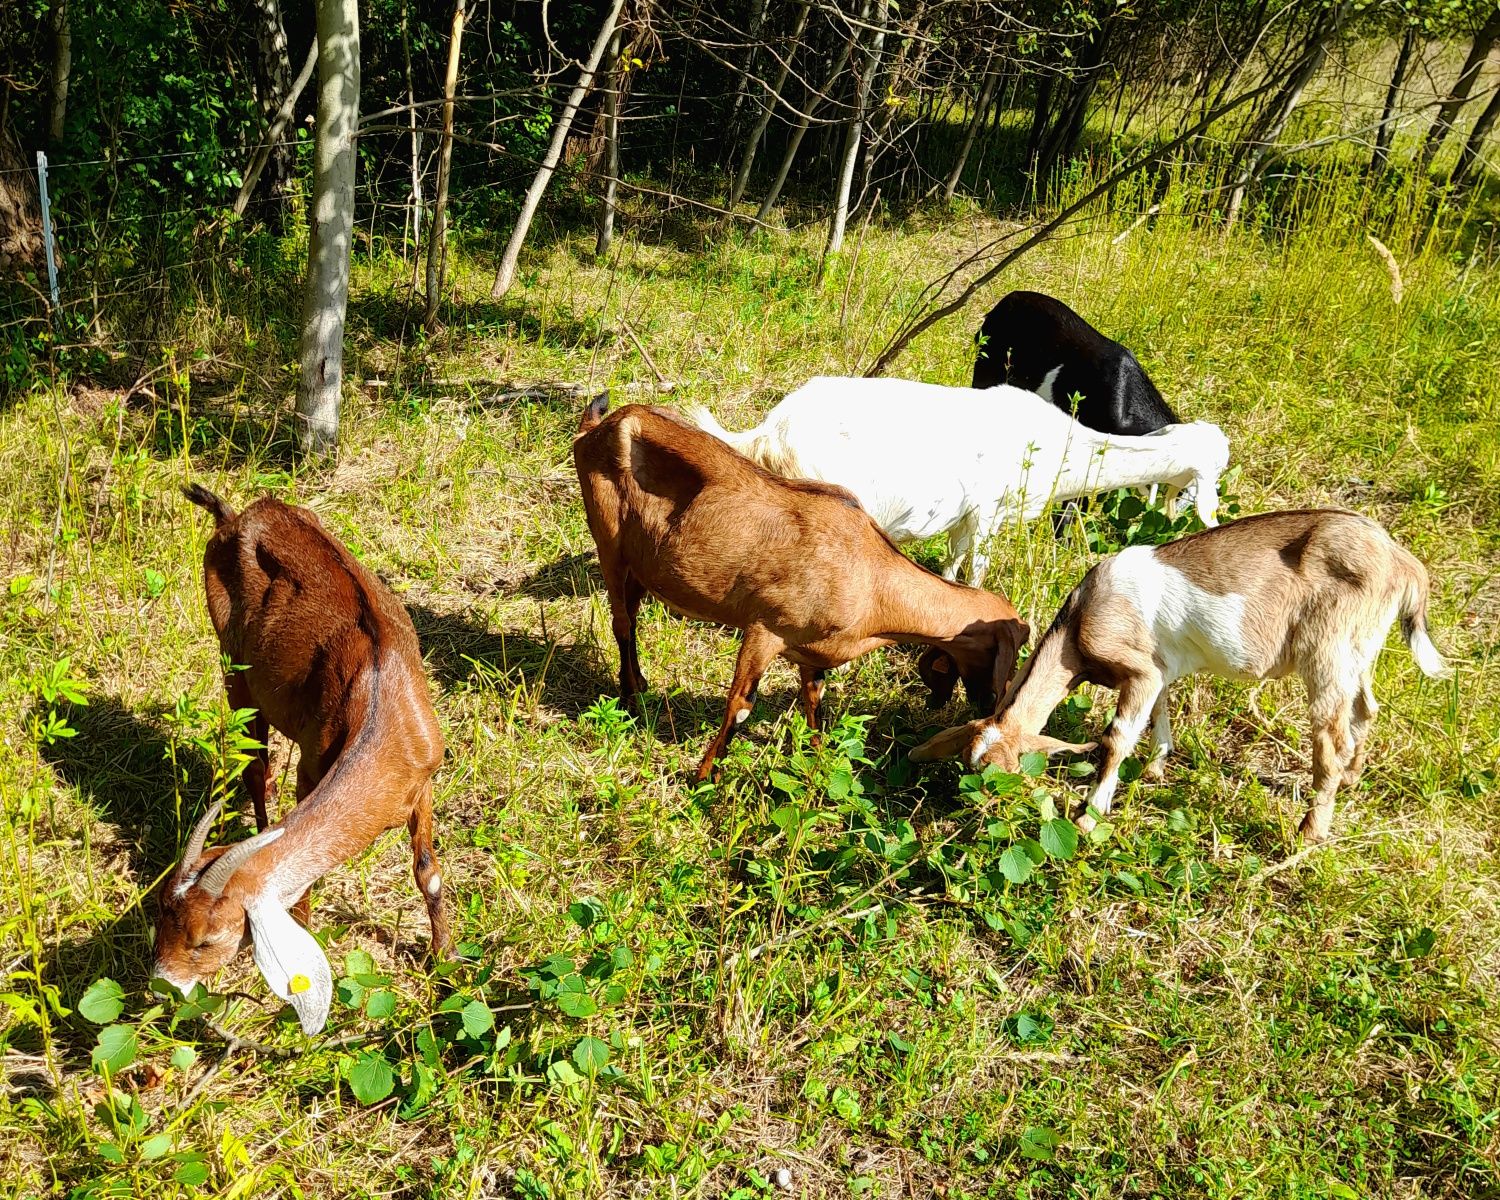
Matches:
[1,169,1498,1199]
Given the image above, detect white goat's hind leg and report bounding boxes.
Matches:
[1142,688,1173,782]
[1078,676,1162,832]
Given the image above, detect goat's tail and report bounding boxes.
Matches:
[685,404,802,476]
[1397,554,1450,679]
[685,404,752,453]
[577,391,611,436]
[181,483,236,526]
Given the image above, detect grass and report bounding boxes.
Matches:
[1,162,1498,1200]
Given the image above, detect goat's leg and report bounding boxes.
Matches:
[1299,693,1354,843]
[695,625,786,782]
[407,780,452,958]
[1078,675,1162,832]
[798,665,827,729]
[1343,672,1378,787]
[226,673,272,830]
[1141,687,1173,782]
[604,569,648,710]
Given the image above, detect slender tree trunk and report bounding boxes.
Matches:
[944,62,998,202]
[490,0,626,300]
[1224,6,1345,230]
[295,0,360,455]
[1418,10,1500,173]
[756,38,857,219]
[49,0,71,143]
[424,0,467,330]
[250,0,296,208]
[1451,81,1500,188]
[0,121,44,275]
[824,0,886,262]
[727,1,810,210]
[1369,24,1418,177]
[728,0,770,128]
[596,27,623,257]
[403,0,422,259]
[234,39,318,217]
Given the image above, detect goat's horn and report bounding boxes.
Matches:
[179,798,227,874]
[197,827,286,898]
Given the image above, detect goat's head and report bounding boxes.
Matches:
[918,616,1030,713]
[153,800,332,1034]
[910,714,1094,772]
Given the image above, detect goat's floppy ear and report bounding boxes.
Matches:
[247,899,332,1035]
[910,721,987,763]
[1023,732,1097,758]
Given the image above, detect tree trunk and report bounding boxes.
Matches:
[727,0,770,128]
[1451,80,1500,188]
[754,37,856,220]
[596,27,623,257]
[249,0,296,209]
[233,38,318,217]
[727,1,810,210]
[824,0,886,262]
[49,0,71,143]
[295,0,360,455]
[0,123,43,276]
[490,0,626,300]
[1369,24,1418,177]
[1224,6,1346,230]
[1034,18,1113,185]
[424,0,467,330]
[403,0,422,259]
[943,62,998,202]
[1418,10,1500,173]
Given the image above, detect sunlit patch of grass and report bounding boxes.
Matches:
[1,157,1497,1197]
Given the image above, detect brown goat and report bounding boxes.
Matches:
[572,395,1030,779]
[153,486,449,1033]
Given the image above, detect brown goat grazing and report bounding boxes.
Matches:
[911,509,1448,841]
[154,486,449,1034]
[572,395,1030,780]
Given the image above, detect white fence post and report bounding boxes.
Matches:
[36,151,60,309]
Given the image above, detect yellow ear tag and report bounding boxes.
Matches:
[289,973,311,995]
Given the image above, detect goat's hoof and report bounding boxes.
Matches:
[1297,813,1331,844]
[1075,811,1098,835]
[1142,761,1166,784]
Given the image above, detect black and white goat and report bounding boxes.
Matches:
[971,290,1178,437]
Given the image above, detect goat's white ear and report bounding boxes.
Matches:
[246,899,332,1035]
[911,721,985,763]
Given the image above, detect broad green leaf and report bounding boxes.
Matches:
[572,1035,609,1074]
[1019,1126,1061,1162]
[1018,751,1047,777]
[346,1053,395,1104]
[1039,818,1079,859]
[997,845,1035,884]
[567,899,603,929]
[173,1160,210,1187]
[78,979,125,1025]
[558,991,599,1018]
[460,999,493,1038]
[97,1141,125,1163]
[170,1045,196,1070]
[365,989,397,1020]
[91,1025,137,1075]
[345,949,376,977]
[139,1134,172,1160]
[547,1059,582,1086]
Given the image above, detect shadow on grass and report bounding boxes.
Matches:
[512,550,601,599]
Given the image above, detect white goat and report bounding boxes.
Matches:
[910,509,1449,842]
[690,377,1230,584]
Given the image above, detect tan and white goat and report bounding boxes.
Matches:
[154,486,449,1033]
[911,510,1448,840]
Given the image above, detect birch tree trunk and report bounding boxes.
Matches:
[1418,10,1500,173]
[49,0,71,142]
[1369,24,1418,177]
[295,0,360,455]
[402,0,423,259]
[595,27,623,257]
[424,0,467,330]
[490,0,626,300]
[754,37,856,220]
[727,1,810,210]
[943,63,998,202]
[824,0,886,261]
[233,39,317,217]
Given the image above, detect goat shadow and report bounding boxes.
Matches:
[510,550,602,600]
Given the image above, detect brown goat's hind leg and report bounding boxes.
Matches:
[227,673,273,830]
[408,781,452,958]
[1299,696,1353,843]
[695,626,786,782]
[1343,674,1377,788]
[606,571,649,710]
[799,666,827,730]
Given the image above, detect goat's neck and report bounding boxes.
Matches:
[1057,432,1190,495]
[875,564,1002,643]
[995,622,1076,737]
